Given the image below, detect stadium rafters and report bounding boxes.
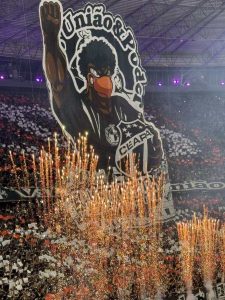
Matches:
[1,0,225,66]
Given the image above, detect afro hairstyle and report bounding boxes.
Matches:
[78,40,116,78]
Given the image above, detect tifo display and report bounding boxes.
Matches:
[0,0,225,299]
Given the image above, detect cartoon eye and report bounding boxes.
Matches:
[90,68,100,78]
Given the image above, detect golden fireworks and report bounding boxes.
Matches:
[177,209,221,300]
[35,135,167,299]
[177,215,198,298]
[220,224,225,279]
[197,209,219,298]
[9,135,225,299]
[9,150,20,189]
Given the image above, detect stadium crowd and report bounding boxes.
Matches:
[0,89,224,204]
[0,88,224,299]
[1,90,225,182]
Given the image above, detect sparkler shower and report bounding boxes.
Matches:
[9,136,224,299]
[220,225,225,282]
[198,210,219,300]
[38,135,167,299]
[177,216,198,300]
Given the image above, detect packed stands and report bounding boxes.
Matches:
[0,88,225,298]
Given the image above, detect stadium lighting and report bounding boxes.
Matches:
[186,82,191,87]
[157,82,163,86]
[35,77,43,83]
[0,75,5,80]
[220,81,225,86]
[173,78,180,85]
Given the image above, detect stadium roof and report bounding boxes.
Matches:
[1,0,225,67]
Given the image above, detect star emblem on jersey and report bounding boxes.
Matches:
[125,132,131,138]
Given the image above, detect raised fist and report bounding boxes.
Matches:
[40,1,61,40]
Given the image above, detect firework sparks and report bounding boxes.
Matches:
[37,137,167,299]
[8,139,225,299]
[9,150,20,189]
[197,209,219,300]
[9,136,169,299]
[220,224,225,280]
[177,215,198,300]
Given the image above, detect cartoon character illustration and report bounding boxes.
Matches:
[40,1,163,176]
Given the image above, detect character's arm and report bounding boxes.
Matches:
[40,1,75,109]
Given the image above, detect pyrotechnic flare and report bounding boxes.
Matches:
[177,215,198,300]
[9,150,20,189]
[86,169,166,299]
[220,225,225,281]
[197,209,219,300]
[47,135,98,233]
[10,136,166,299]
[41,136,166,298]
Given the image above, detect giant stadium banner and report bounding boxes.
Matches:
[1,180,225,202]
[39,0,163,177]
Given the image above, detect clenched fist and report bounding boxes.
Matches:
[40,1,61,40]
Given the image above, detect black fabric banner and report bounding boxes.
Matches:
[1,180,225,202]
[40,1,163,177]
